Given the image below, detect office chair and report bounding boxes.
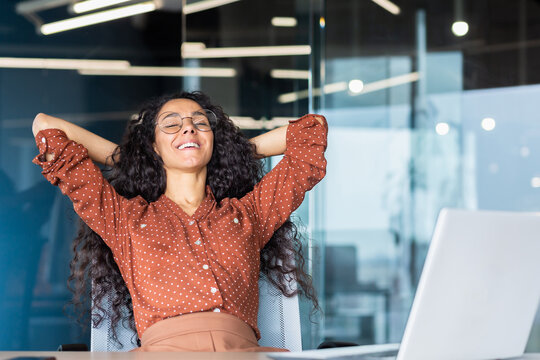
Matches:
[90,274,302,351]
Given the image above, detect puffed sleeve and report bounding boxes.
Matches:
[240,114,328,248]
[32,128,144,262]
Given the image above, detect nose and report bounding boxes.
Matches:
[181,119,196,134]
[182,126,195,134]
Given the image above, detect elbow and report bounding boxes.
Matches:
[32,113,49,137]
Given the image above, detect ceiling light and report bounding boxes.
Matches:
[271,17,297,27]
[277,90,310,104]
[481,117,496,131]
[229,116,291,130]
[182,45,311,58]
[0,57,130,70]
[435,122,450,135]
[371,0,401,15]
[277,72,420,104]
[451,21,469,37]
[270,69,309,80]
[16,0,72,14]
[181,42,207,52]
[183,0,240,14]
[79,66,236,77]
[40,1,156,35]
[348,79,364,93]
[353,72,420,95]
[324,82,349,93]
[72,0,132,13]
[278,82,347,103]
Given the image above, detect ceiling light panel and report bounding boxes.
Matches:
[271,17,297,27]
[72,0,132,13]
[79,66,237,77]
[183,0,240,14]
[40,1,156,35]
[371,0,401,15]
[182,45,311,58]
[0,57,130,70]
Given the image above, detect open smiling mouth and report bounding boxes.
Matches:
[177,142,200,150]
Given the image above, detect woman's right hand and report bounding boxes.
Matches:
[32,113,118,165]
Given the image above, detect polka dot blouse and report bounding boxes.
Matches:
[32,114,328,340]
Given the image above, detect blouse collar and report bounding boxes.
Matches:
[159,185,216,222]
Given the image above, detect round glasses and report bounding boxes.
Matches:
[157,109,216,134]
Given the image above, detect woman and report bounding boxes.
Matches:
[32,91,327,352]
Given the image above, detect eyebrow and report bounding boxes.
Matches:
[158,109,206,119]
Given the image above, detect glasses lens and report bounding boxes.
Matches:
[192,109,216,132]
[158,113,182,134]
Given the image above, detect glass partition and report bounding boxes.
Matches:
[318,0,540,350]
[182,0,323,348]
[0,0,185,349]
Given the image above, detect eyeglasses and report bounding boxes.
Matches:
[156,109,216,134]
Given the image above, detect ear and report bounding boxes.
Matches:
[153,142,160,156]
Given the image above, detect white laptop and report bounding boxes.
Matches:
[269,208,540,360]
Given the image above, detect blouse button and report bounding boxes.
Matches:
[41,137,46,144]
[189,220,195,225]
[202,264,209,270]
[195,240,201,245]
[233,218,239,224]
[210,287,217,294]
[213,308,221,313]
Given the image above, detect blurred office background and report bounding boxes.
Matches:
[1,0,540,351]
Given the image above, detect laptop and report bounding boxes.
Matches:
[269,208,540,360]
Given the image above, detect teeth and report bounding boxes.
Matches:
[177,142,200,150]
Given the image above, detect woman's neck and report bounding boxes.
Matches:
[164,168,207,217]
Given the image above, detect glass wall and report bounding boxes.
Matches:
[319,0,540,350]
[0,0,185,349]
[1,0,540,351]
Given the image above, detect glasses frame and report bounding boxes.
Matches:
[156,109,216,134]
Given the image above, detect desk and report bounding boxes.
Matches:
[0,353,272,360]
[2,353,540,360]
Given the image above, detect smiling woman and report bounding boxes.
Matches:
[31,91,327,352]
[152,99,215,194]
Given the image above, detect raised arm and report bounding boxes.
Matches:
[241,114,328,248]
[249,115,325,158]
[32,113,118,165]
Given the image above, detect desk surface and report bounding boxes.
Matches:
[0,352,275,360]
[3,352,540,360]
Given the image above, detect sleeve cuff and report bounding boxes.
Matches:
[285,114,328,152]
[32,128,69,165]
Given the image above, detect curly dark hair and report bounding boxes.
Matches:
[68,91,319,347]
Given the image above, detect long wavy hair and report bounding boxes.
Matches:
[68,91,319,347]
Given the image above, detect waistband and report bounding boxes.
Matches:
[141,312,258,346]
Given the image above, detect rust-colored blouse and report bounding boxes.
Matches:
[33,114,328,339]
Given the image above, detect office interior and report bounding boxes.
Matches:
[0,0,539,351]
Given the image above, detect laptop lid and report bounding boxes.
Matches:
[398,208,540,360]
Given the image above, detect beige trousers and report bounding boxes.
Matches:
[132,312,290,352]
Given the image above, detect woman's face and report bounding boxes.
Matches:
[153,98,214,174]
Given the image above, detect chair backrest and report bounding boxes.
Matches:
[91,275,302,351]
